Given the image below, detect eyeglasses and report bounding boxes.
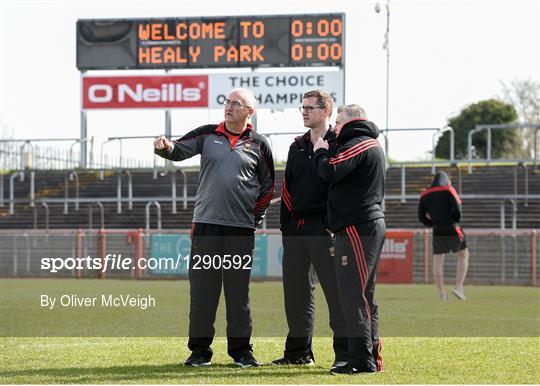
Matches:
[223,99,251,109]
[299,105,325,113]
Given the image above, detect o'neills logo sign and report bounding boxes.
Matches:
[82,75,209,109]
[377,231,414,284]
[381,238,409,260]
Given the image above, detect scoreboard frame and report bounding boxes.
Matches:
[76,13,345,70]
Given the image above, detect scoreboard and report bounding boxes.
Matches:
[77,14,345,70]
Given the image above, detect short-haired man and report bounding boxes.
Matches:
[314,104,386,375]
[154,88,275,368]
[273,90,348,368]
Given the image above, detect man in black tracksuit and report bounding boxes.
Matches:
[154,88,275,368]
[314,104,386,375]
[419,171,469,301]
[273,90,348,368]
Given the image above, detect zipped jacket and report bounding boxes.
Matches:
[314,119,385,232]
[155,121,275,229]
[280,129,336,230]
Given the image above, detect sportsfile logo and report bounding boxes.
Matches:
[83,75,209,109]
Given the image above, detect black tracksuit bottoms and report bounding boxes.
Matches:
[281,218,348,362]
[334,218,386,371]
[187,222,254,361]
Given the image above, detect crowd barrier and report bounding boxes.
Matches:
[0,228,537,286]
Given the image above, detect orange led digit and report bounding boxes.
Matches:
[330,19,342,36]
[291,43,303,61]
[330,43,342,60]
[317,19,329,37]
[291,20,303,37]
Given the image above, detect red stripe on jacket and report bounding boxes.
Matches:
[420,185,462,205]
[329,139,381,165]
[280,177,293,212]
[455,226,464,241]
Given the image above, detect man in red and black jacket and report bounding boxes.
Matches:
[314,104,385,375]
[419,171,469,301]
[274,90,348,368]
[154,88,274,369]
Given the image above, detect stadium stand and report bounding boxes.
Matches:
[1,165,538,230]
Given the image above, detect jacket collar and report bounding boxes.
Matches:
[216,121,252,138]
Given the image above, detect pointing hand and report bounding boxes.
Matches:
[153,135,173,151]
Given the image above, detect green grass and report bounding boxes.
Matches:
[1,337,538,384]
[1,279,539,383]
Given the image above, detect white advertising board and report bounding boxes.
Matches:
[209,70,344,109]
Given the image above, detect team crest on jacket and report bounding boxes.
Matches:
[243,143,252,151]
[341,255,348,266]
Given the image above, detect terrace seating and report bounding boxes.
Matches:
[1,165,538,230]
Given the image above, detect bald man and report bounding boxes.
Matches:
[154,88,275,368]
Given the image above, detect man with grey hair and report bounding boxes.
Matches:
[336,104,367,122]
[314,104,386,375]
[154,88,275,368]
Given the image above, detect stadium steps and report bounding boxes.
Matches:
[1,166,538,230]
[0,169,284,230]
[383,165,539,229]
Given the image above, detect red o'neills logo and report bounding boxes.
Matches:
[83,75,208,109]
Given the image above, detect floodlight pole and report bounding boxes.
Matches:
[376,1,391,157]
[384,0,390,157]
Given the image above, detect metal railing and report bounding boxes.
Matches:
[467,123,540,172]
[88,202,105,229]
[500,198,517,230]
[145,201,162,230]
[116,169,133,213]
[385,161,536,204]
[1,138,82,170]
[3,121,538,171]
[63,170,80,214]
[33,202,49,230]
[9,171,24,215]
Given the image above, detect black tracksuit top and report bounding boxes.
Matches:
[418,171,462,228]
[314,119,386,233]
[280,129,337,229]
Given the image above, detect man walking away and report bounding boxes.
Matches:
[419,171,469,300]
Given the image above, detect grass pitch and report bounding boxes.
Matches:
[1,279,539,384]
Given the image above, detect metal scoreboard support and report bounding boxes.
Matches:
[76,13,346,168]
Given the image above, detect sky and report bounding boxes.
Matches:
[0,0,539,166]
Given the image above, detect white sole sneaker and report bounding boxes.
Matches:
[452,287,466,300]
[440,293,449,301]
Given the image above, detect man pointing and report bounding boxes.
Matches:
[154,88,275,368]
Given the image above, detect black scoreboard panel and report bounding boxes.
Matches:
[77,14,344,70]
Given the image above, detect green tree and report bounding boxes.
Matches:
[435,99,520,160]
[500,78,540,158]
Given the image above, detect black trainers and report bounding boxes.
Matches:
[234,353,261,368]
[184,354,211,367]
[330,363,376,375]
[272,356,314,366]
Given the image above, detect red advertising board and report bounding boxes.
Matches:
[82,75,209,109]
[377,231,414,283]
